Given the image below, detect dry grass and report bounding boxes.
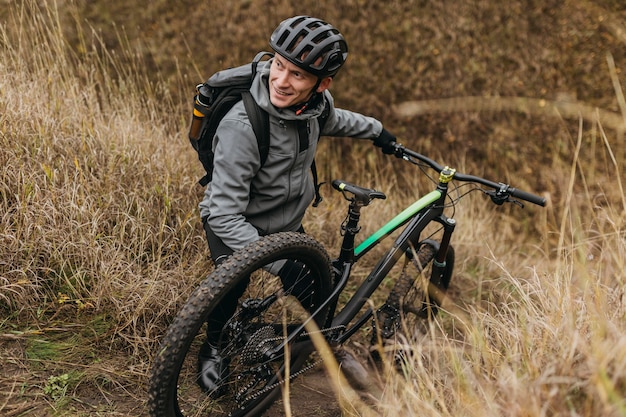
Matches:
[1,1,625,416]
[0,4,208,412]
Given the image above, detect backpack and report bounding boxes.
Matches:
[188,51,328,206]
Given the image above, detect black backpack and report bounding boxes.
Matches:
[188,51,327,206]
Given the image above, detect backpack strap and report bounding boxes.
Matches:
[310,160,323,207]
[311,99,331,207]
[317,98,331,133]
[241,91,270,166]
[245,52,273,163]
[241,53,273,166]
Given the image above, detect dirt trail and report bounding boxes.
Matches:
[0,337,346,416]
[265,367,342,417]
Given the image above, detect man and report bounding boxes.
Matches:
[197,15,396,392]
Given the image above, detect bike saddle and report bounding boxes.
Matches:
[331,180,386,205]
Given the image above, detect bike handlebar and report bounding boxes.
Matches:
[391,142,547,207]
[504,186,546,207]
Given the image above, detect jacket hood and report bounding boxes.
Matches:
[251,60,331,122]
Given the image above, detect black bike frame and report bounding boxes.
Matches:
[265,171,456,358]
[265,145,544,362]
[328,173,456,344]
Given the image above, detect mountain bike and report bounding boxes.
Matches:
[148,141,546,417]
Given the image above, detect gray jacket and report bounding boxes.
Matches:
[199,60,383,251]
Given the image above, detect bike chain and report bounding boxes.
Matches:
[235,325,345,405]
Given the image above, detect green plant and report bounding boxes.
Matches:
[43,373,71,400]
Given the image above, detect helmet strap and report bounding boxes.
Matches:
[312,77,322,92]
[294,90,322,115]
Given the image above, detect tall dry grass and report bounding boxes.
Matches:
[1,1,625,416]
[311,117,626,417]
[0,0,207,385]
[366,142,625,416]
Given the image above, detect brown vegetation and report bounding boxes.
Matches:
[0,0,624,416]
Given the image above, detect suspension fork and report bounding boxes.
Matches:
[430,215,456,288]
[372,213,455,337]
[428,170,456,287]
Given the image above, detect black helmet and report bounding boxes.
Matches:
[269,16,348,78]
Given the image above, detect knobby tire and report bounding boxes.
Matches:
[148,232,333,417]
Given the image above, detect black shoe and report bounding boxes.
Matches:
[197,342,229,394]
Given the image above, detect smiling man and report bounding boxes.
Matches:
[196,15,397,392]
[269,54,333,108]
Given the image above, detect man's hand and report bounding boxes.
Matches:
[373,128,396,155]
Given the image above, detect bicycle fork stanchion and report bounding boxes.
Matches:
[430,216,455,288]
[430,166,456,286]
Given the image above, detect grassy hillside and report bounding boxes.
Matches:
[1,1,625,416]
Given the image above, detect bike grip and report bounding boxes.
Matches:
[509,187,546,206]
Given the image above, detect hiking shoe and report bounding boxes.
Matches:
[197,342,229,395]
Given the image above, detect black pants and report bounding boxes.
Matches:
[203,218,242,344]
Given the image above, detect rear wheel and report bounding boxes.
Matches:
[148,232,333,417]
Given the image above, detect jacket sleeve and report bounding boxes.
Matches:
[201,115,262,252]
[320,92,383,139]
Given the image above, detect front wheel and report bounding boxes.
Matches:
[148,232,333,417]
[402,239,455,320]
[372,240,455,344]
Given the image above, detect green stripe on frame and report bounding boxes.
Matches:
[354,190,442,257]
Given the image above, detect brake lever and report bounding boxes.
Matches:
[485,187,525,208]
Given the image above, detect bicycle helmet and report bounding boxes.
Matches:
[269,16,348,78]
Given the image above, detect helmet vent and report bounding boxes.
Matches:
[270,16,348,77]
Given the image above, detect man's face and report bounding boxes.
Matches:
[268,55,321,108]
